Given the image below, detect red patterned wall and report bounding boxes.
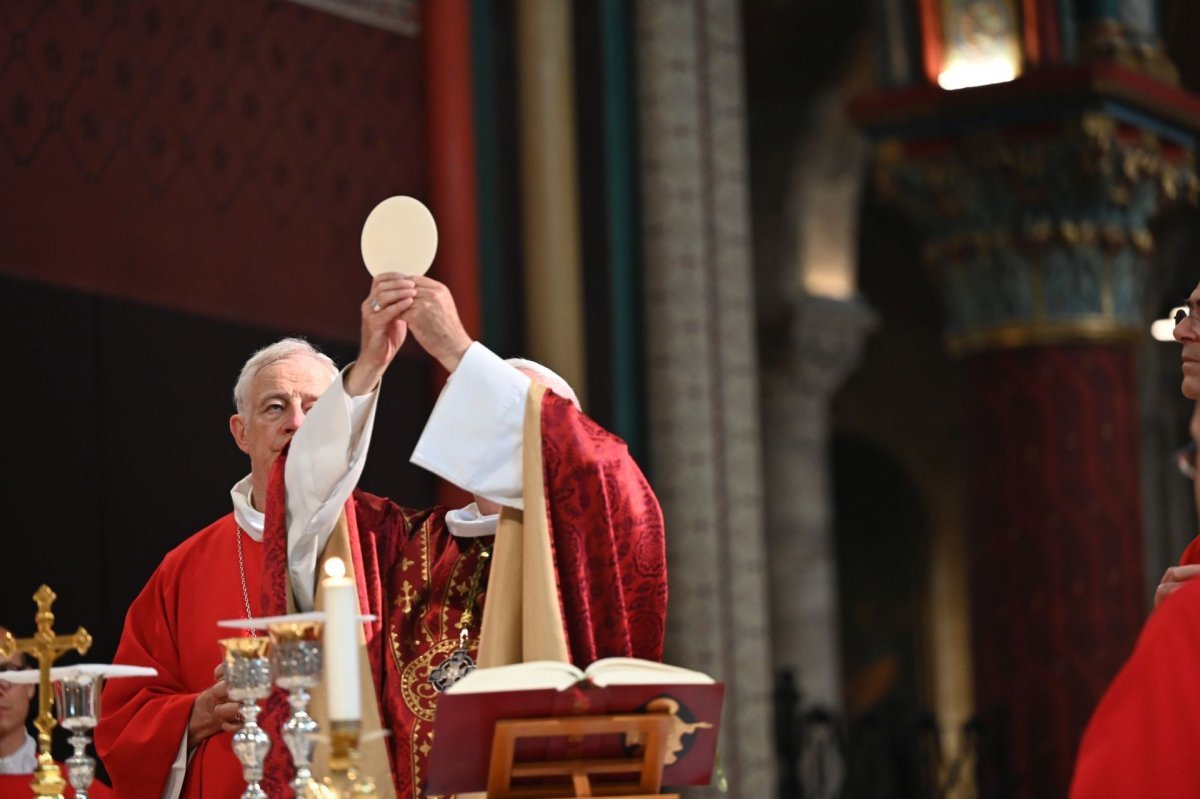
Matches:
[962,342,1147,798]
[0,0,426,342]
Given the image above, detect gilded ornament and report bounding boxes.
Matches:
[1130,228,1154,253]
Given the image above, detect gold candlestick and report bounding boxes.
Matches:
[0,585,92,799]
[302,721,377,799]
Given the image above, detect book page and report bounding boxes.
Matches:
[444,660,586,694]
[584,657,715,687]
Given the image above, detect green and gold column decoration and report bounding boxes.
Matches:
[875,114,1197,355]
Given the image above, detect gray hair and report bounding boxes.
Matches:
[505,358,581,410]
[233,337,338,416]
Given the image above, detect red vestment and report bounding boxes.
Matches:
[96,389,666,799]
[95,515,265,799]
[256,389,668,798]
[1070,577,1200,795]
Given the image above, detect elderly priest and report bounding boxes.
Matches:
[95,274,667,799]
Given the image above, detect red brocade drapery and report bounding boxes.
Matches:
[962,343,1145,797]
[258,389,668,797]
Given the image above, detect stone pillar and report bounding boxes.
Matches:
[514,0,587,398]
[634,2,776,797]
[761,294,875,712]
[759,77,875,715]
[870,112,1198,797]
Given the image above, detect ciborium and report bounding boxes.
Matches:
[220,637,274,799]
[269,616,324,796]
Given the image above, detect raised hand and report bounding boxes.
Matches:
[400,275,473,373]
[345,273,417,396]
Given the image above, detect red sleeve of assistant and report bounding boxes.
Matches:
[94,564,198,799]
[1070,579,1200,796]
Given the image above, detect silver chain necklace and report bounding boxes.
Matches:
[236,526,257,639]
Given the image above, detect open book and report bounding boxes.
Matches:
[426,658,723,795]
[445,657,715,693]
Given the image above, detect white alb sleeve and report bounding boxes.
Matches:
[410,342,530,509]
[284,368,379,611]
[160,733,189,799]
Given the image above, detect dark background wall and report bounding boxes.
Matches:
[0,272,436,666]
[0,0,434,665]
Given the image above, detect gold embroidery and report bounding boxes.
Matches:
[398,637,472,721]
[397,581,416,615]
[457,546,490,631]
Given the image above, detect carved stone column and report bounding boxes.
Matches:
[761,295,876,711]
[635,2,776,797]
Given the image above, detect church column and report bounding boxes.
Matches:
[855,0,1200,789]
[856,108,1199,796]
[761,293,874,713]
[758,76,876,724]
[634,2,776,797]
[514,0,587,399]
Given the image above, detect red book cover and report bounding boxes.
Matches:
[426,675,724,795]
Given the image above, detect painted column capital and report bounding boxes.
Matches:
[872,112,1197,353]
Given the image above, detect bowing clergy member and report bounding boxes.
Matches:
[254,274,668,798]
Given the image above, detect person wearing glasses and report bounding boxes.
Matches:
[1071,287,1200,795]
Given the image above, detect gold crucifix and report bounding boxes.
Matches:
[0,584,92,799]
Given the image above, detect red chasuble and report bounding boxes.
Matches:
[255,389,668,799]
[1070,578,1200,795]
[95,515,265,799]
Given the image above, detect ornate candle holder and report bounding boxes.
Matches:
[53,671,101,798]
[269,619,323,796]
[221,637,274,799]
[301,721,377,799]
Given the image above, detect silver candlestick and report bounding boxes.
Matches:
[221,637,274,799]
[269,619,323,796]
[53,671,101,799]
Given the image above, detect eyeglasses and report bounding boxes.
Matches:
[1172,306,1197,326]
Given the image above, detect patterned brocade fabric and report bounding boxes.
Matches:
[260,389,668,798]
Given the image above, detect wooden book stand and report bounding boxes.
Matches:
[485,713,681,799]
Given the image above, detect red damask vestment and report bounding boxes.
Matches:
[96,389,666,799]
[255,389,668,798]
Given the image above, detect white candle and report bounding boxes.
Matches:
[321,557,361,721]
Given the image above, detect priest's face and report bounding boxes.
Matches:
[1175,282,1200,400]
[0,629,33,740]
[229,353,336,490]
